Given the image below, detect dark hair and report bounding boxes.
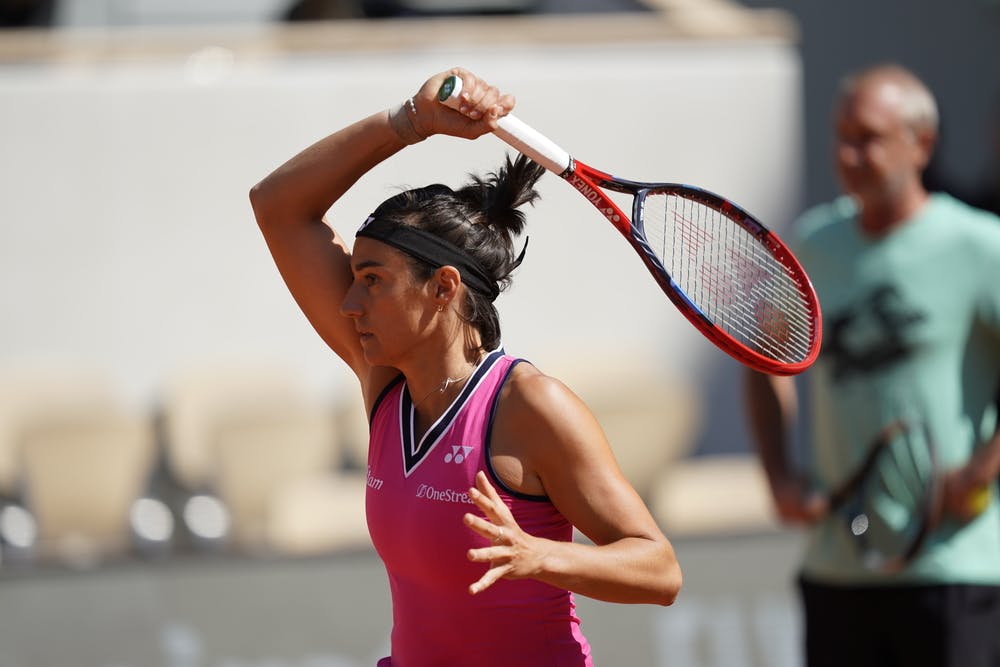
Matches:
[369,153,545,351]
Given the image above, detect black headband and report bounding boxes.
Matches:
[356,215,501,302]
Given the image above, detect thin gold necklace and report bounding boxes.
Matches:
[411,367,475,409]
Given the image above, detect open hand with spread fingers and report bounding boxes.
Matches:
[464,470,545,595]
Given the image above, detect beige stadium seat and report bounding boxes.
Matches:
[587,385,701,503]
[265,471,371,556]
[541,353,703,503]
[160,364,320,493]
[19,407,155,566]
[0,367,118,499]
[160,364,349,552]
[212,401,340,549]
[650,454,781,536]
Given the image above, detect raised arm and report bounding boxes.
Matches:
[248,68,515,399]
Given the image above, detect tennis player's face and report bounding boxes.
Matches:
[341,238,434,366]
[834,79,924,205]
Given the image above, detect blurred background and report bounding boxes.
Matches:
[0,1,997,665]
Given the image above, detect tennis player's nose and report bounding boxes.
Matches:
[340,284,362,318]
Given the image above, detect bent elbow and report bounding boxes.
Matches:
[248,180,272,226]
[249,179,294,234]
[658,562,683,606]
[652,541,682,606]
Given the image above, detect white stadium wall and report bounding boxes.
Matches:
[0,15,804,417]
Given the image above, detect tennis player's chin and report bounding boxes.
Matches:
[359,334,388,366]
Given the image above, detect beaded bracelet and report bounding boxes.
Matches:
[388,96,426,145]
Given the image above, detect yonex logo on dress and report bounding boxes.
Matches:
[444,445,473,464]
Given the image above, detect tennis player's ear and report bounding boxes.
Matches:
[433,265,462,304]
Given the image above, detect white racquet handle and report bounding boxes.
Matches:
[437,75,571,175]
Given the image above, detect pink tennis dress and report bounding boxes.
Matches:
[367,349,593,667]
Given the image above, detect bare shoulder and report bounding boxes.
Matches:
[501,362,592,420]
[497,362,607,462]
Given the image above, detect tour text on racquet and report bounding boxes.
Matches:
[438,75,822,375]
[826,419,941,573]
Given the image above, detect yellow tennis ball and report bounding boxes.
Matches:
[967,484,993,517]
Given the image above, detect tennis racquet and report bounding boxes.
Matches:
[826,420,941,573]
[438,75,822,376]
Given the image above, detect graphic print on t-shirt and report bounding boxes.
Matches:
[824,284,927,382]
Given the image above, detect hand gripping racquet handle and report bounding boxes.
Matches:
[437,75,571,175]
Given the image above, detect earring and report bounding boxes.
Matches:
[436,304,444,312]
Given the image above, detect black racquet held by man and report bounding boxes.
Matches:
[825,419,941,573]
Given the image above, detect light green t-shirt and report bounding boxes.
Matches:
[792,193,1000,585]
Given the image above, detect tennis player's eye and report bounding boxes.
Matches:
[351,271,377,287]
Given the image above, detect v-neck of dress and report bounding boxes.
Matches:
[398,348,504,477]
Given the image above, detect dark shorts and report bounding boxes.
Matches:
[799,575,1000,667]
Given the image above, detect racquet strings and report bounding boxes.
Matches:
[864,427,936,563]
[851,422,937,570]
[641,192,815,364]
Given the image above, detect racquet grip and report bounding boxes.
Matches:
[437,75,571,175]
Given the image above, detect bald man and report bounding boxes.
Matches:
[744,64,1000,667]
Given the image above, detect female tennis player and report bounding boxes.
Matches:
[250,67,681,666]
